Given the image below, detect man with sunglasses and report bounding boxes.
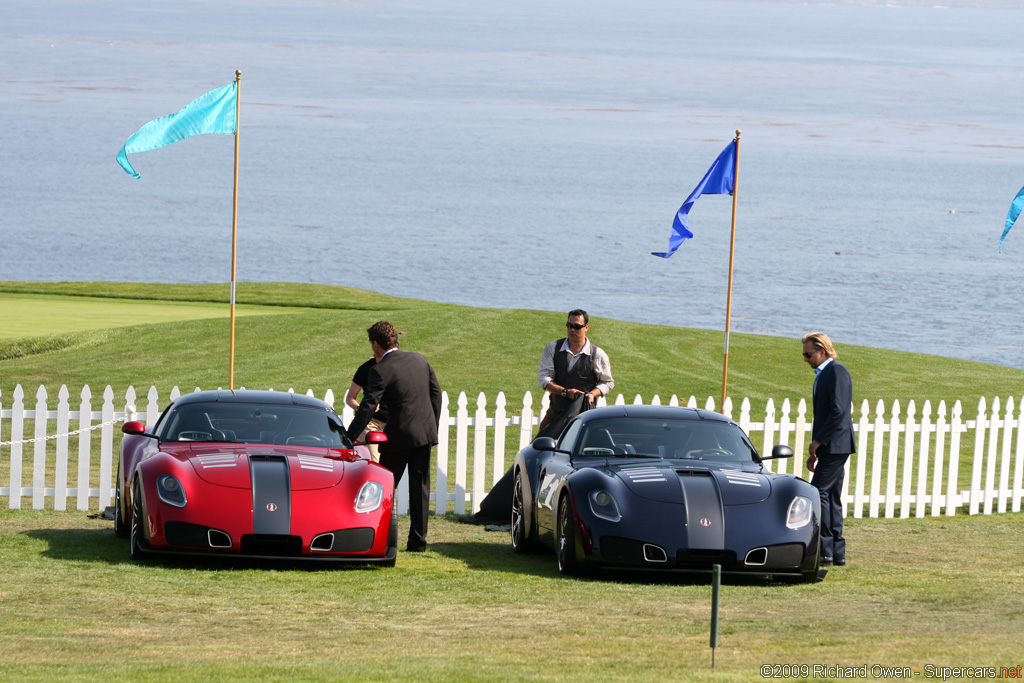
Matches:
[537,309,614,433]
[801,331,855,567]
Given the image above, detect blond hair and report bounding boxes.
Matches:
[802,332,837,360]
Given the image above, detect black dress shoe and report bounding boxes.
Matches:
[820,557,834,567]
[834,558,846,566]
[405,545,426,553]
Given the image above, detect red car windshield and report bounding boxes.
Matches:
[159,403,345,447]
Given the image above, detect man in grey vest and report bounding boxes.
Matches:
[537,309,614,433]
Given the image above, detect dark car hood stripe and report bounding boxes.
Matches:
[250,455,291,535]
[678,472,725,549]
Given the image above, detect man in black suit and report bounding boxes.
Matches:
[802,332,855,567]
[347,321,442,552]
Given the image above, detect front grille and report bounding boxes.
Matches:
[165,521,217,548]
[600,536,646,563]
[676,548,737,569]
[240,534,303,557]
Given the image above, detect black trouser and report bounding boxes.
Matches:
[380,444,432,551]
[811,453,850,562]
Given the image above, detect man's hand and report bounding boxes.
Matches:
[807,440,821,472]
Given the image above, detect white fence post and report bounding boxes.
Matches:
[75,386,93,511]
[454,392,469,515]
[997,397,1015,514]
[900,400,917,519]
[852,399,871,519]
[472,393,488,514]
[946,401,964,516]
[493,392,508,487]
[969,397,988,515]
[32,386,49,510]
[434,391,451,515]
[55,386,71,512]
[915,400,932,519]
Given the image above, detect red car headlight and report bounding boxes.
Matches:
[355,481,384,513]
[156,475,187,508]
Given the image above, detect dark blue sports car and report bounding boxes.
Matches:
[511,405,822,582]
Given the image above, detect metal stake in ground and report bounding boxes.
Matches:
[710,563,721,667]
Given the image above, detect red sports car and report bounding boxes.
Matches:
[115,389,396,566]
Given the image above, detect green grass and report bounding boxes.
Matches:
[0,293,307,339]
[0,510,1021,682]
[1,281,1021,412]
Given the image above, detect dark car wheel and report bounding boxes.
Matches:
[556,494,582,576]
[113,463,128,538]
[511,469,538,553]
[382,504,398,568]
[129,480,148,561]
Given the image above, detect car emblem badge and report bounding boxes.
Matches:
[266,503,278,512]
[700,518,711,527]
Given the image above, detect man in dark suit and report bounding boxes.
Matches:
[347,321,442,552]
[802,332,855,567]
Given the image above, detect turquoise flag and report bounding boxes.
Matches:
[117,82,237,179]
[1000,184,1024,252]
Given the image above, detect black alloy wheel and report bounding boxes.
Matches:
[113,462,128,538]
[511,469,536,553]
[556,494,581,576]
[129,480,148,560]
[382,504,398,568]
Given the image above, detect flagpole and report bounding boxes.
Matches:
[228,70,241,390]
[721,130,741,408]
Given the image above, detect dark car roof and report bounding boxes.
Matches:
[575,404,733,425]
[171,389,334,410]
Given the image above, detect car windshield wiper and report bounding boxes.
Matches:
[609,452,662,458]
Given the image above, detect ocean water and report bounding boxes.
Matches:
[1,0,1023,368]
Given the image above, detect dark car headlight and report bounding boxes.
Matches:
[588,489,621,522]
[156,475,187,508]
[355,481,384,513]
[787,496,812,530]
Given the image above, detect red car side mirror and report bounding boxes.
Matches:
[364,431,387,444]
[122,421,156,439]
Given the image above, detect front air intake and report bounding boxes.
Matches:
[310,533,335,552]
[207,529,232,548]
[643,544,668,563]
[745,547,768,566]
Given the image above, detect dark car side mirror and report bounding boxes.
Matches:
[760,444,794,461]
[532,436,557,451]
[122,421,157,440]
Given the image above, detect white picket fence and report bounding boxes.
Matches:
[2,384,1023,519]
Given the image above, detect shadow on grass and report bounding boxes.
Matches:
[23,527,822,586]
[427,539,811,587]
[21,527,393,572]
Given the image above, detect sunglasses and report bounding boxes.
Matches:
[802,351,816,358]
[566,322,587,330]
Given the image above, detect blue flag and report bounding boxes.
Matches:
[653,140,737,258]
[117,82,238,179]
[1000,184,1024,252]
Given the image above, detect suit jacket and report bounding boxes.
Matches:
[346,349,442,453]
[811,360,856,456]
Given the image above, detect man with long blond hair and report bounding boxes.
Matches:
[801,332,855,567]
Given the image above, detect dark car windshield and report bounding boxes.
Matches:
[573,418,757,462]
[158,403,347,447]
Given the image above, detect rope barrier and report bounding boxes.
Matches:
[0,415,129,447]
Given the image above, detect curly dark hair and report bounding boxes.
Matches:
[367,321,399,350]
